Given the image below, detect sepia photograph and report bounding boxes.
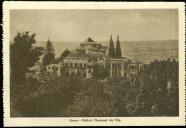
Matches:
[3,2,185,126]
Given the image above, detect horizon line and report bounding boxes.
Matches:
[37,39,178,43]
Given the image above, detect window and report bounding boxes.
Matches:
[75,63,78,68]
[80,63,82,68]
[84,63,87,68]
[52,66,58,71]
[65,63,68,67]
[118,72,121,76]
[118,64,121,69]
[88,69,92,73]
[70,63,73,67]
[87,65,92,68]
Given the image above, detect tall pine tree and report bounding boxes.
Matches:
[115,35,122,58]
[42,39,55,66]
[108,35,115,58]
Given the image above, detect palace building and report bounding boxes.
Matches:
[45,35,143,78]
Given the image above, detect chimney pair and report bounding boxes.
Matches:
[110,35,119,41]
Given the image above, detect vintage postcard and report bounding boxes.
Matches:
[3,1,185,126]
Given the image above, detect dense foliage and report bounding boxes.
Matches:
[11,60,179,117]
[10,32,44,84]
[92,64,109,80]
[10,32,44,116]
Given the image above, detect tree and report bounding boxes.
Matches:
[42,39,55,66]
[92,64,109,80]
[135,59,179,116]
[10,32,44,116]
[10,32,44,84]
[60,49,71,59]
[108,35,115,57]
[115,35,122,58]
[14,72,75,117]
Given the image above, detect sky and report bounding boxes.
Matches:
[10,9,178,42]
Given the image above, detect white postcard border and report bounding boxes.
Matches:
[3,2,185,126]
